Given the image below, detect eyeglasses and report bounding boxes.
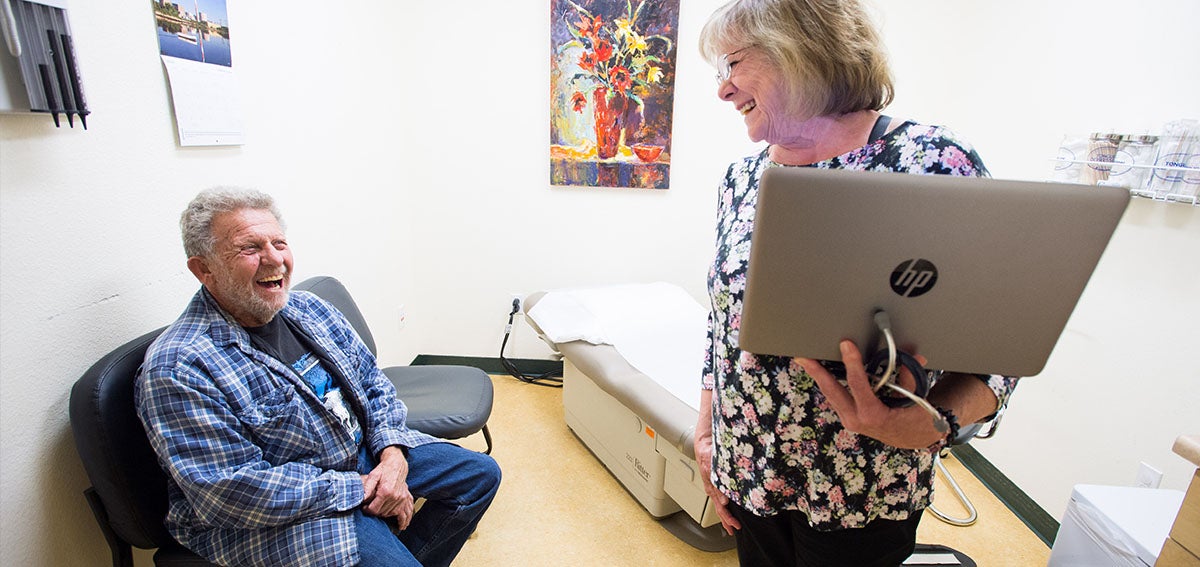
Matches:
[715,47,751,85]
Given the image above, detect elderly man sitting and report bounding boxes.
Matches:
[136,187,501,567]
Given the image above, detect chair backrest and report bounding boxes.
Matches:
[69,327,175,550]
[292,275,378,357]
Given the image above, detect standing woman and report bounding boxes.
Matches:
[693,1,1019,565]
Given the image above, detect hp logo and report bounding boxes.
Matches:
[890,259,938,298]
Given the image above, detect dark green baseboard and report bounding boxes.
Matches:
[951,444,1058,547]
[415,355,1055,547]
[410,354,563,377]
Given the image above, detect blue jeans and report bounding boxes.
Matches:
[355,442,501,567]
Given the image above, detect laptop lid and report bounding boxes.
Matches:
[737,167,1130,377]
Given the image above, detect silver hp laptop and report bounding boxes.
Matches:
[738,167,1130,377]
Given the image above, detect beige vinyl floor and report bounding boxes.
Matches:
[451,374,1051,566]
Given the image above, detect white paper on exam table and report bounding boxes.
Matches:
[526,282,708,410]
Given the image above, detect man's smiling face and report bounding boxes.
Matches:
[190,207,293,327]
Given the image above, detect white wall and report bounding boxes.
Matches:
[0,1,1195,565]
[394,1,754,364]
[0,2,422,564]
[871,0,1200,519]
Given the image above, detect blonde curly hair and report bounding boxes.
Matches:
[699,0,894,119]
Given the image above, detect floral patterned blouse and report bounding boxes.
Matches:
[702,120,1019,530]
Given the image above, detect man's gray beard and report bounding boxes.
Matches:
[212,269,289,325]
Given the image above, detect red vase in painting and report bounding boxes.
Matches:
[592,87,628,160]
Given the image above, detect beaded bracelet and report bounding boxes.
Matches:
[936,406,961,446]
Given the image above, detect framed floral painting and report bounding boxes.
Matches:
[550,0,680,189]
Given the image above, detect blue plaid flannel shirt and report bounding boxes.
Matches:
[135,287,437,566]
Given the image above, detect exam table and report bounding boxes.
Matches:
[523,283,734,552]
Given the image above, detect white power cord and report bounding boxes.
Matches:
[871,310,949,434]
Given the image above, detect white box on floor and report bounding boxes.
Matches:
[1049,484,1184,566]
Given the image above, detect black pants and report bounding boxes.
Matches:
[728,504,923,567]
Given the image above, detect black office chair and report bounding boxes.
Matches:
[70,276,494,567]
[70,327,214,567]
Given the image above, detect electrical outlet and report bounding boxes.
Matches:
[510,293,524,314]
[1135,461,1163,489]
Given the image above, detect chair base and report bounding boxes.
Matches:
[84,487,216,567]
[85,487,134,567]
[153,545,218,567]
[658,512,736,552]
